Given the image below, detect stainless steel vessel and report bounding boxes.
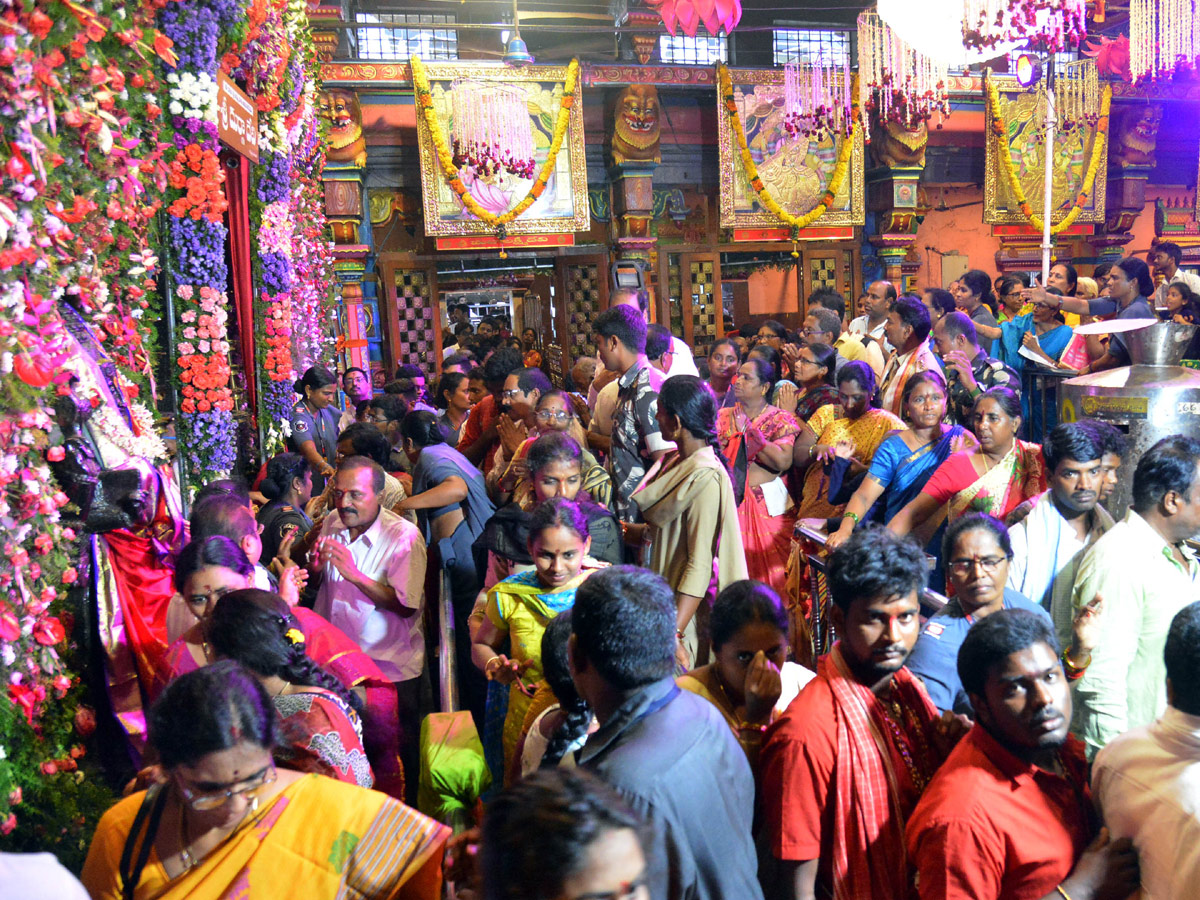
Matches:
[1060,322,1200,520]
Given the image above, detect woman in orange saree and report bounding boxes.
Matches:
[717,357,801,598]
[82,663,448,900]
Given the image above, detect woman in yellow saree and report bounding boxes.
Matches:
[81,662,449,900]
[792,361,904,521]
[471,497,606,777]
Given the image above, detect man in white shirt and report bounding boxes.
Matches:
[847,279,894,355]
[1151,241,1200,306]
[315,455,427,798]
[1008,423,1113,646]
[1070,435,1200,758]
[1093,600,1200,900]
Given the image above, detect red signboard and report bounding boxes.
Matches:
[732,226,855,242]
[435,233,577,252]
[216,71,259,162]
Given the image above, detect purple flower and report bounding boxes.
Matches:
[169,217,228,288]
[183,408,238,475]
[256,152,291,204]
[261,378,294,425]
[259,251,292,294]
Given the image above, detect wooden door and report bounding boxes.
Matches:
[679,252,724,358]
[378,258,442,379]
[801,245,859,316]
[550,254,610,387]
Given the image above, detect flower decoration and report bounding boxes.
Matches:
[412,55,579,254]
[987,74,1111,234]
[718,64,858,233]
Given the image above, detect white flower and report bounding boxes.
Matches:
[169,101,183,116]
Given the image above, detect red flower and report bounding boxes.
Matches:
[40,761,58,776]
[32,616,64,647]
[0,814,15,836]
[62,567,78,585]
[46,445,65,462]
[0,602,18,641]
[8,788,21,806]
[29,9,53,39]
[7,684,39,725]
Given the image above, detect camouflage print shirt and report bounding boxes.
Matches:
[609,360,672,523]
[946,350,1020,427]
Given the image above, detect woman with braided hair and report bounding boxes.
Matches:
[626,375,748,671]
[207,589,374,788]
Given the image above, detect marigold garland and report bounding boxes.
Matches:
[987,75,1112,235]
[411,55,579,252]
[718,64,857,233]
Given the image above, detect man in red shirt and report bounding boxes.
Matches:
[456,346,523,471]
[760,527,949,900]
[906,608,1140,900]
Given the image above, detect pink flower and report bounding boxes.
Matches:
[52,492,68,508]
[46,445,65,462]
[62,528,76,541]
[40,586,57,604]
[182,327,196,340]
[176,285,194,300]
[8,787,21,806]
[0,814,16,836]
[61,567,78,584]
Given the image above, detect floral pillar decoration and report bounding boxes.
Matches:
[856,12,950,142]
[161,0,240,484]
[2,0,179,859]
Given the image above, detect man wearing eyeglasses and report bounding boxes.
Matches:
[491,366,553,500]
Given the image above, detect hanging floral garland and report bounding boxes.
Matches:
[411,56,579,255]
[718,64,857,247]
[987,76,1111,234]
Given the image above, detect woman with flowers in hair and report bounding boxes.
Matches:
[206,589,374,788]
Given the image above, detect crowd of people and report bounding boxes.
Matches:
[24,254,1200,900]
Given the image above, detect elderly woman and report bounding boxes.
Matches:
[792,361,905,521]
[81,662,448,899]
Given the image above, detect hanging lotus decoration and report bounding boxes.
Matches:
[450,80,536,181]
[962,0,1088,52]
[782,56,853,141]
[643,0,742,37]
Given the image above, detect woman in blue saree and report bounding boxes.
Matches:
[825,371,976,586]
[976,300,1074,434]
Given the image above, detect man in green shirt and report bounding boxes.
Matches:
[1070,434,1200,758]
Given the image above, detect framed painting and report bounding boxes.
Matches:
[414,62,590,237]
[717,67,865,230]
[985,74,1107,226]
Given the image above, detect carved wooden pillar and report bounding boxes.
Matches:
[324,162,369,373]
[608,85,661,262]
[865,119,928,288]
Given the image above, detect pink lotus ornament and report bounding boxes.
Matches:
[645,0,741,37]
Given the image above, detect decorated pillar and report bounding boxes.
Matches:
[319,87,370,374]
[1097,104,1164,264]
[608,85,662,261]
[306,2,343,63]
[865,119,927,287]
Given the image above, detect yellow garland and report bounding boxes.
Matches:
[412,55,579,245]
[718,64,856,232]
[987,75,1111,236]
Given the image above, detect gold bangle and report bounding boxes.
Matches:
[1056,885,1073,900]
[484,655,501,674]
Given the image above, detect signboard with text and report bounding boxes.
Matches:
[216,71,258,162]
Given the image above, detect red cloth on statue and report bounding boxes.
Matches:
[100,527,177,692]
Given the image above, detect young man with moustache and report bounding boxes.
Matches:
[761,526,957,900]
[907,609,1140,900]
[1007,423,1115,645]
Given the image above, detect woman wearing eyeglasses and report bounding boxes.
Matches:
[472,498,606,779]
[904,513,1099,717]
[207,590,373,788]
[82,661,449,900]
[502,390,612,511]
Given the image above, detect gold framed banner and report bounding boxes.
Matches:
[414,61,590,238]
[985,74,1108,228]
[717,67,864,230]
